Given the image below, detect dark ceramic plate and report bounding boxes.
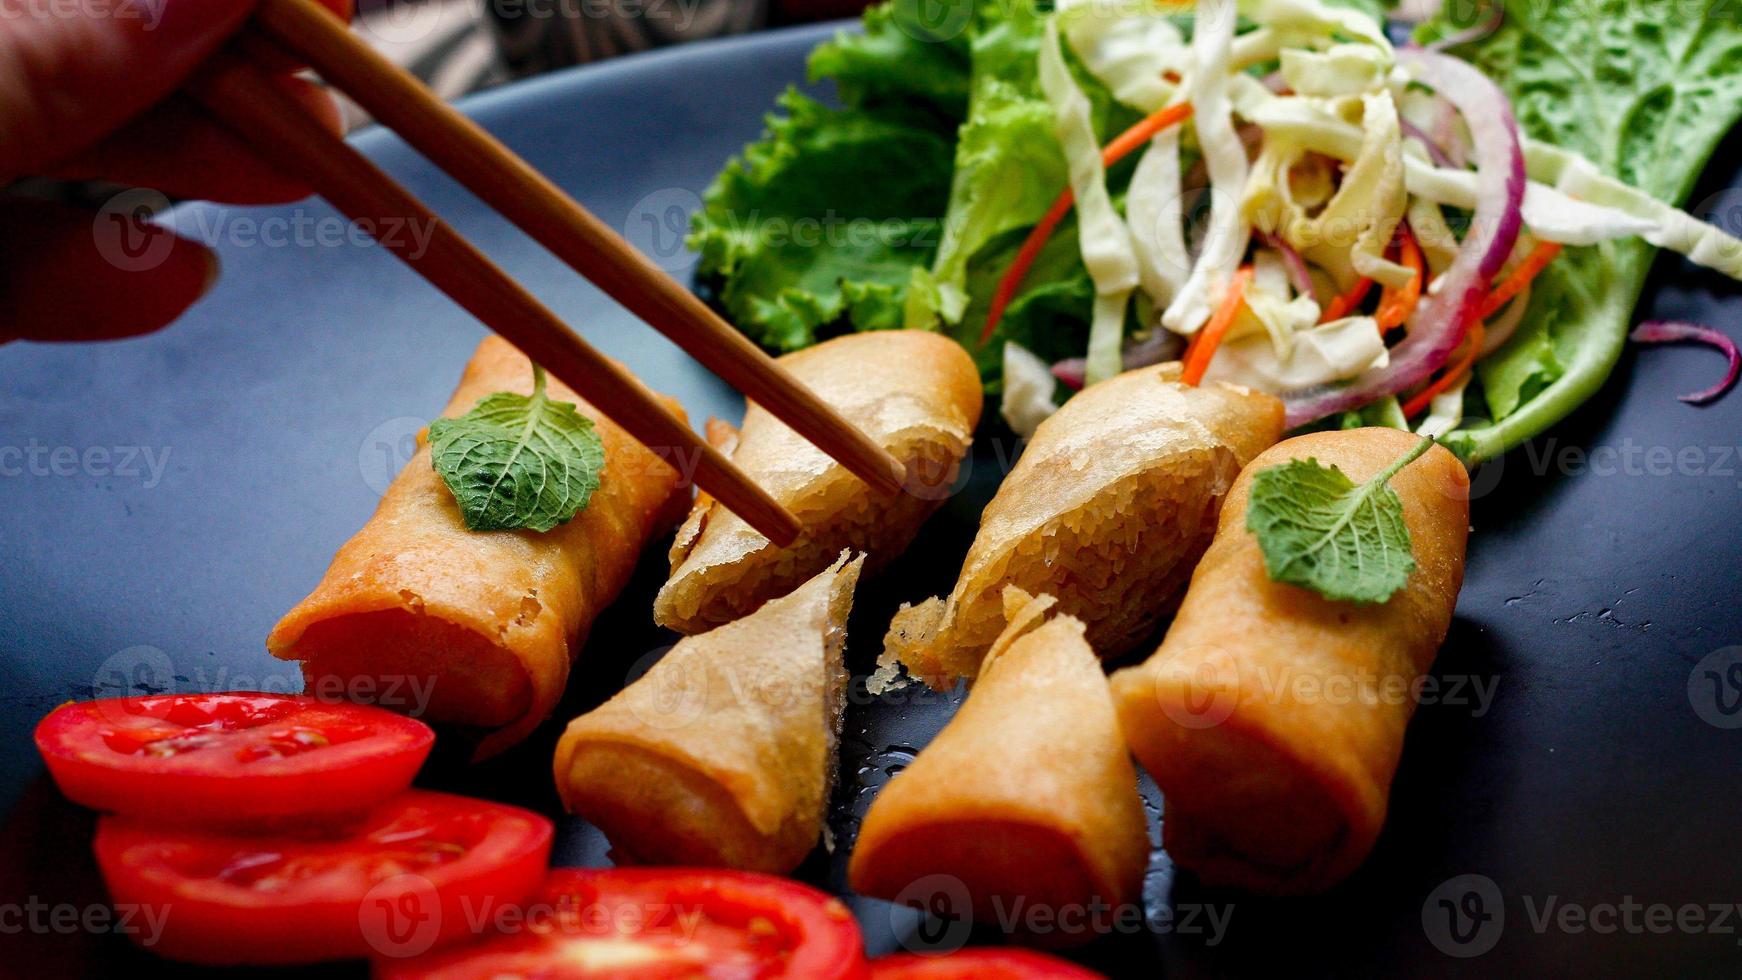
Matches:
[3,22,1741,978]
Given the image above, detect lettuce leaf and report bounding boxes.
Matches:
[688,7,965,351]
[807,1,972,120]
[1423,0,1742,462]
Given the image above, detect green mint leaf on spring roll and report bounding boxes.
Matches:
[1245,436,1435,604]
[429,364,605,533]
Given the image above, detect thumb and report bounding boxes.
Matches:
[0,196,217,344]
[0,0,255,181]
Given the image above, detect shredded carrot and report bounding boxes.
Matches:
[1319,276,1374,323]
[1401,238,1564,416]
[1100,101,1196,167]
[981,194,1073,344]
[981,102,1196,343]
[1402,321,1486,418]
[1477,239,1562,320]
[1180,267,1254,386]
[1375,228,1424,331]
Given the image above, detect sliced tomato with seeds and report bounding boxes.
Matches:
[376,867,868,979]
[35,692,432,827]
[94,790,552,965]
[869,949,1104,979]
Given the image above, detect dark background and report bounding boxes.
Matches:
[1,23,1740,978]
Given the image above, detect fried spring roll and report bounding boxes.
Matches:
[554,554,864,873]
[269,336,687,759]
[884,364,1283,684]
[1109,428,1470,893]
[655,331,981,634]
[851,589,1149,939]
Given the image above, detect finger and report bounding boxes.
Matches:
[48,78,343,204]
[0,0,355,182]
[0,198,217,343]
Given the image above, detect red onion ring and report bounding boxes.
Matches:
[1051,359,1086,390]
[1051,330,1185,390]
[1282,48,1525,427]
[1260,231,1316,297]
[1426,2,1505,52]
[1399,118,1457,169]
[1479,283,1531,355]
[1629,321,1741,405]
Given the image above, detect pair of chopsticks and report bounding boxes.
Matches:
[184,0,907,546]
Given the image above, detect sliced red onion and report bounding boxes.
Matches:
[1630,321,1741,405]
[1429,96,1471,169]
[1399,117,1457,169]
[1282,48,1525,427]
[1426,3,1505,52]
[1051,330,1184,391]
[1260,231,1316,297]
[1051,359,1086,391]
[1479,283,1531,355]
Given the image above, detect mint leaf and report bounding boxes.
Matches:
[1245,436,1435,604]
[428,365,606,533]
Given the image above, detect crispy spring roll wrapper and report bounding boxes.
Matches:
[851,589,1149,939]
[269,336,688,760]
[884,363,1282,685]
[555,554,864,873]
[1110,428,1470,894]
[655,331,981,634]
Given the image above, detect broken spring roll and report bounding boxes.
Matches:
[269,336,687,759]
[655,331,981,634]
[885,364,1283,684]
[851,589,1149,942]
[555,555,863,874]
[1110,428,1470,894]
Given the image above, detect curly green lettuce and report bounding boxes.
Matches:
[688,8,964,351]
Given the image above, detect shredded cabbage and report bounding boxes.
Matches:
[1001,341,1061,437]
[1205,313,1389,390]
[1415,376,1468,438]
[1162,0,1250,334]
[1037,15,1139,385]
[1057,0,1188,113]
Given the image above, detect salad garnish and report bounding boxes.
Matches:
[693,0,1742,457]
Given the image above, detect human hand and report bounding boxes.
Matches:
[0,0,352,343]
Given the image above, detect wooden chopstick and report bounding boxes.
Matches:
[241,0,907,498]
[186,50,804,547]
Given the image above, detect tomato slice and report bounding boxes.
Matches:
[93,790,552,965]
[869,950,1104,979]
[376,867,869,979]
[35,693,433,827]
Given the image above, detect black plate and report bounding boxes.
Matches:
[3,22,1741,978]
